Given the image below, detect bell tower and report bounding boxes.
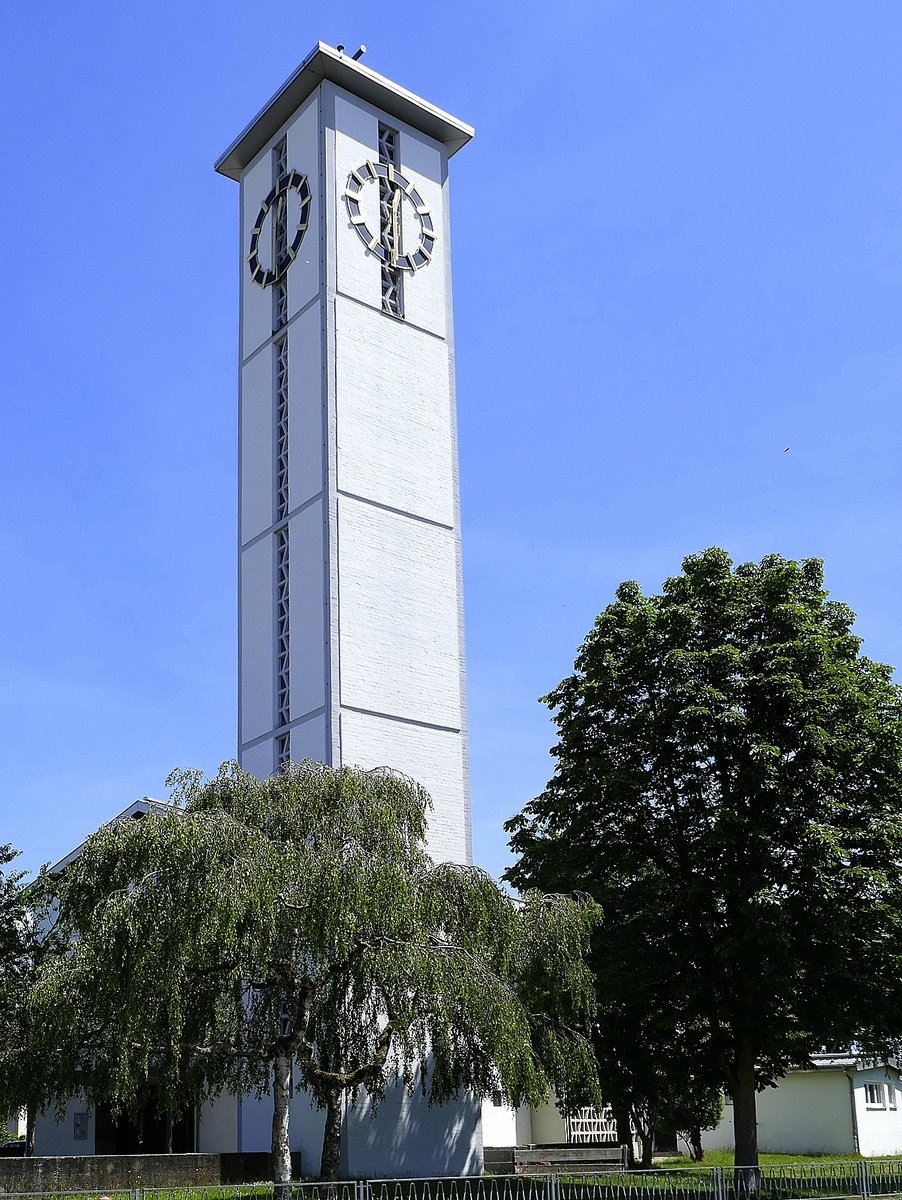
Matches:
[216,44,474,865]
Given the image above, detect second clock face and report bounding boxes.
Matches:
[248,169,312,288]
[343,161,436,272]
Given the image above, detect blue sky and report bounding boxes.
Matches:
[3,1,902,881]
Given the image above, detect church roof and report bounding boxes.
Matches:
[215,41,474,181]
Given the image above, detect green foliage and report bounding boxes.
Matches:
[505,548,902,1165]
[0,843,29,1092]
[31,762,600,1178]
[0,846,60,1132]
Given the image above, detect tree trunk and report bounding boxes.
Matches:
[24,1103,35,1157]
[272,1053,293,1198]
[732,1050,760,1197]
[613,1100,634,1168]
[165,1114,174,1154]
[688,1126,703,1162]
[631,1106,655,1169]
[319,1088,343,1182]
[638,1124,655,1169]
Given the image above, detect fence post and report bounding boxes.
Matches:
[713,1166,725,1200]
[859,1160,870,1200]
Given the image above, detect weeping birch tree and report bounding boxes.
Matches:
[29,762,599,1184]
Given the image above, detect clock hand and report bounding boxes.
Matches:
[389,184,400,269]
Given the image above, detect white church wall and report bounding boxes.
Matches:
[241,92,321,358]
[239,535,274,744]
[240,738,276,781]
[239,148,275,360]
[197,1092,237,1153]
[287,305,325,509]
[239,348,275,546]
[330,86,380,313]
[344,1084,481,1179]
[288,501,327,720]
[337,497,461,729]
[285,92,323,325]
[335,298,454,527]
[340,707,468,862]
[394,127,448,337]
[288,712,329,763]
[332,89,448,339]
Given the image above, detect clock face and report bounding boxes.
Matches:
[248,169,312,288]
[343,161,436,271]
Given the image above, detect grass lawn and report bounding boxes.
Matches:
[655,1151,879,1167]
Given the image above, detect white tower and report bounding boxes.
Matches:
[216,43,474,865]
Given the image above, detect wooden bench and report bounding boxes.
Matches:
[512,1144,630,1174]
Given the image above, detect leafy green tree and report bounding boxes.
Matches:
[657,1081,723,1163]
[0,847,61,1155]
[590,992,721,1166]
[505,549,902,1171]
[31,762,600,1185]
[0,844,29,1127]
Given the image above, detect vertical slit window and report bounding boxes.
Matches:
[275,525,290,733]
[378,123,404,318]
[272,137,288,331]
[275,336,289,522]
[276,732,290,771]
[270,135,291,760]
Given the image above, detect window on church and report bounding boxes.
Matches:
[275,335,289,522]
[272,136,288,331]
[276,732,290,771]
[378,122,404,319]
[275,524,290,734]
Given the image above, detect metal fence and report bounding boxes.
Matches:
[11,1164,902,1200]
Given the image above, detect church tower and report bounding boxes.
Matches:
[216,43,474,865]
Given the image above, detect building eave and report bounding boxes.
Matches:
[50,798,174,872]
[214,42,474,182]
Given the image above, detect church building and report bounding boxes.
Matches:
[34,41,479,1177]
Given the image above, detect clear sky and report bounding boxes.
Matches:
[2,1,902,881]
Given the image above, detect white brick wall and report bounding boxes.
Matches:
[335,297,454,526]
[340,707,468,862]
[337,496,461,730]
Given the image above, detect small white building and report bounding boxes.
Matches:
[703,1054,902,1158]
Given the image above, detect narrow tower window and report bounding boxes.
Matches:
[378,123,404,318]
[272,135,290,769]
[272,137,289,331]
[275,336,289,522]
[276,732,290,771]
[275,524,291,736]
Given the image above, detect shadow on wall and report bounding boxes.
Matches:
[342,1081,482,1178]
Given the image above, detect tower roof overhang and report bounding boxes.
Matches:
[215,41,474,181]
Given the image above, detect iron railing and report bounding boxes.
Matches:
[8,1164,902,1200]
